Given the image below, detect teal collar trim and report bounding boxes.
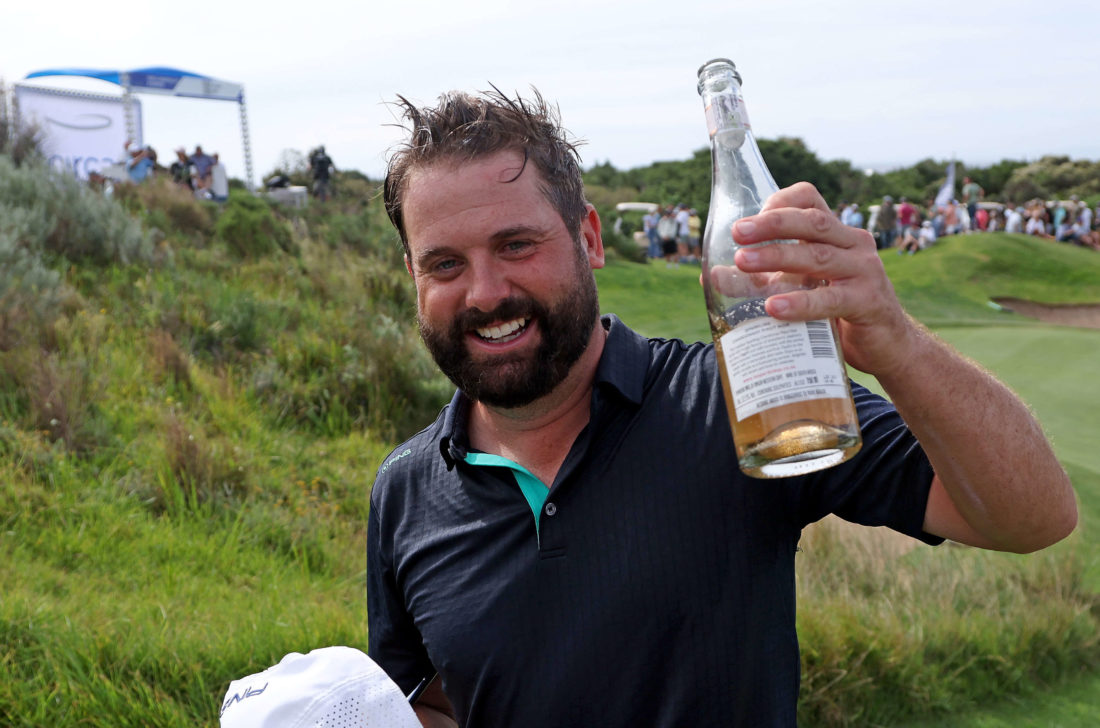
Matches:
[463,452,549,538]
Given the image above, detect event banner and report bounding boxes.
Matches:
[14,84,143,180]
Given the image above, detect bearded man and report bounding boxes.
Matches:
[367,89,1076,728]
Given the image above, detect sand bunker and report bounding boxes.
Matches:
[992,298,1100,330]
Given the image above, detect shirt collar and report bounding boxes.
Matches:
[438,314,651,469]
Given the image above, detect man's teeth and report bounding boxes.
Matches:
[477,318,528,342]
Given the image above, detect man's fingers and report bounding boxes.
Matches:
[733,206,868,251]
[759,181,832,214]
[765,283,850,322]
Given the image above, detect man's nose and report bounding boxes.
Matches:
[465,262,511,313]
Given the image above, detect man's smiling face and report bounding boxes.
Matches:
[402,149,604,408]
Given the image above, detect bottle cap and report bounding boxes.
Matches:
[697,58,742,85]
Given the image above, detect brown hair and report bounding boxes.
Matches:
[383,87,587,258]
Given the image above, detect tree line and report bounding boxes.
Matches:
[583,137,1100,222]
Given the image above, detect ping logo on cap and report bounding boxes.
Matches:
[220,682,268,717]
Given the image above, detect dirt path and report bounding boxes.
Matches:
[991,298,1100,330]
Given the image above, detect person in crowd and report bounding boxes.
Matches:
[974,205,989,231]
[189,145,216,195]
[897,220,936,254]
[656,206,680,267]
[847,202,864,229]
[930,204,946,238]
[1079,199,1093,234]
[958,200,972,233]
[838,200,853,225]
[918,219,937,248]
[986,204,1003,232]
[961,176,984,232]
[1070,216,1100,251]
[1054,211,1097,249]
[675,203,693,262]
[368,87,1076,728]
[123,139,154,183]
[896,196,917,239]
[687,207,702,259]
[1004,202,1024,234]
[875,195,897,249]
[642,206,661,259]
[1025,206,1052,238]
[1051,201,1068,231]
[942,200,961,236]
[310,145,337,202]
[169,147,194,190]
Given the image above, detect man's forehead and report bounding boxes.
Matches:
[406,149,530,191]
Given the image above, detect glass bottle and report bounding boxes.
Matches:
[697,58,861,478]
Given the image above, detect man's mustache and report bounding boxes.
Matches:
[452,298,539,332]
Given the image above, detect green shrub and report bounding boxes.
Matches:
[187,287,282,363]
[253,312,448,440]
[0,81,44,167]
[0,156,153,265]
[0,226,65,328]
[214,191,297,258]
[113,177,216,241]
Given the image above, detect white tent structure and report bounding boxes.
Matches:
[24,66,255,190]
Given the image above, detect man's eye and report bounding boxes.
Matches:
[433,259,459,272]
[504,240,532,253]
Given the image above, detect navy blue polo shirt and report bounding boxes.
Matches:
[368,314,939,727]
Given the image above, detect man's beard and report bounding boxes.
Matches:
[418,270,600,409]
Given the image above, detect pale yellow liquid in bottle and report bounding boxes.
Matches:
[712,316,861,478]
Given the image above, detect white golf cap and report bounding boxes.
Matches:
[219,646,421,728]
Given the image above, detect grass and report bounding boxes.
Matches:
[2,171,1099,728]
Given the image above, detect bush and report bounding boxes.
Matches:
[0,81,44,167]
[253,311,448,440]
[113,177,216,241]
[0,156,153,265]
[214,191,297,258]
[186,287,283,363]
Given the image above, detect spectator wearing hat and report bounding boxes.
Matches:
[846,203,864,229]
[169,148,194,190]
[123,139,154,184]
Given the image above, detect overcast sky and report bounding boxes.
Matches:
[5,0,1099,186]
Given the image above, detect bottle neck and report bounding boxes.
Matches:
[700,82,778,212]
[701,82,751,141]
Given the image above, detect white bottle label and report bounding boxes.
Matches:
[719,317,849,420]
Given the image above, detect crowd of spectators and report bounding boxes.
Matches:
[120,140,227,201]
[845,192,1100,254]
[626,188,1098,267]
[642,204,702,267]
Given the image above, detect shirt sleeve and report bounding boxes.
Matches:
[795,381,944,545]
[367,487,435,695]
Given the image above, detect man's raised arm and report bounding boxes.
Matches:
[729,182,1077,553]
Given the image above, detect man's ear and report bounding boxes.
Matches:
[581,204,605,270]
[405,254,414,277]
